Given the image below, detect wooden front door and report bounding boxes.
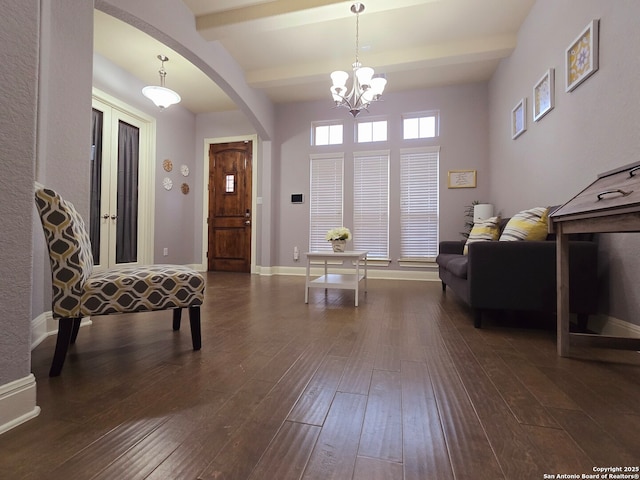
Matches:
[208,141,252,272]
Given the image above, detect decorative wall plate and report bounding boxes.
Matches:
[163,177,173,190]
[162,159,173,172]
[180,165,190,176]
[181,183,190,194]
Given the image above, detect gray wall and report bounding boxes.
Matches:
[274,83,490,269]
[0,1,39,385]
[488,0,640,326]
[31,1,95,327]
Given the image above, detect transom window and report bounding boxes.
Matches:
[403,112,439,139]
[357,120,387,143]
[313,122,343,146]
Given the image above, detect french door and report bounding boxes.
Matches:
[90,91,154,271]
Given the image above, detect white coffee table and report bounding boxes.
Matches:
[304,251,368,306]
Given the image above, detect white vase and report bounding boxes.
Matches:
[331,239,346,252]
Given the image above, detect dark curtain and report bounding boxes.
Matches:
[90,109,103,265]
[116,120,139,264]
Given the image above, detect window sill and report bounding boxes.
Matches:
[397,258,436,268]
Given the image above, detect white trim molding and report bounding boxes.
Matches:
[588,314,640,340]
[31,312,92,351]
[0,374,40,435]
[31,311,54,350]
[267,265,439,282]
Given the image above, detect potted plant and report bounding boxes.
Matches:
[326,227,351,252]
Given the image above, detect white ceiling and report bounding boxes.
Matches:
[94,0,536,115]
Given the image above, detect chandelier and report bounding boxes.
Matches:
[142,54,181,110]
[330,2,387,117]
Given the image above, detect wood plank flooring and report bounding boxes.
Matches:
[2,272,640,479]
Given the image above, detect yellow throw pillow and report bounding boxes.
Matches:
[463,216,501,254]
[499,207,549,241]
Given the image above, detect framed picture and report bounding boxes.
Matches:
[533,68,555,121]
[447,170,477,189]
[511,98,526,139]
[565,19,599,92]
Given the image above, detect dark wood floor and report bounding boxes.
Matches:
[2,273,640,479]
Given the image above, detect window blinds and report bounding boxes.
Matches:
[309,154,344,252]
[353,151,389,259]
[400,147,440,258]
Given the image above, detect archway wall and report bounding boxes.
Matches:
[96,0,275,141]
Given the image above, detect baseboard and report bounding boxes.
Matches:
[31,311,53,349]
[588,314,640,338]
[266,265,439,281]
[0,374,40,435]
[31,312,92,351]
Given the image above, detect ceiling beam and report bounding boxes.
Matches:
[195,0,439,40]
[245,33,517,88]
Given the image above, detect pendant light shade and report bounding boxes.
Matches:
[142,54,181,110]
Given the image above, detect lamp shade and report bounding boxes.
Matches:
[473,203,494,223]
[355,66,374,86]
[370,77,387,95]
[142,85,181,110]
[330,70,349,87]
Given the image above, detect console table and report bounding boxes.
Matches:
[305,251,368,306]
[550,161,640,356]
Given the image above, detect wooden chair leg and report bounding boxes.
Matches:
[70,318,82,344]
[172,308,182,331]
[50,318,76,377]
[188,306,202,351]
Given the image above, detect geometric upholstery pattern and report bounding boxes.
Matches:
[35,187,204,376]
[82,265,204,316]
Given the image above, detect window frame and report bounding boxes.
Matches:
[355,119,388,143]
[312,120,344,146]
[402,111,439,140]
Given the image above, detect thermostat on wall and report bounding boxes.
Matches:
[291,193,304,204]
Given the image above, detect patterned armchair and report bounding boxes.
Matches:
[35,188,205,376]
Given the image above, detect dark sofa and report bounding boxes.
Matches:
[436,218,599,328]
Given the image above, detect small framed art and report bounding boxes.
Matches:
[533,68,555,121]
[565,19,599,92]
[511,98,526,139]
[447,170,477,189]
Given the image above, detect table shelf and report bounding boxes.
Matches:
[305,251,368,306]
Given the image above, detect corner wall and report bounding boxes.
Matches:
[488,0,640,327]
[0,0,40,433]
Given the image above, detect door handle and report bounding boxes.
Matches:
[102,213,109,219]
[111,214,117,220]
[245,220,251,225]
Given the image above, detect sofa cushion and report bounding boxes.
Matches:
[436,253,460,268]
[463,216,501,254]
[499,207,549,241]
[446,256,468,279]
